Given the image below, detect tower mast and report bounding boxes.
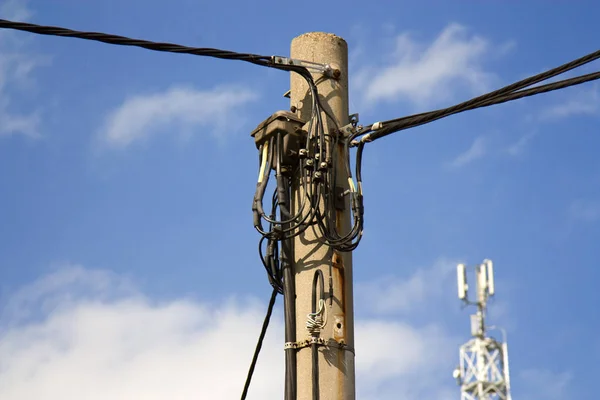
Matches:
[453,260,512,400]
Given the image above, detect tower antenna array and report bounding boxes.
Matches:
[453,260,512,400]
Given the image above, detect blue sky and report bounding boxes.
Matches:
[1,0,599,398]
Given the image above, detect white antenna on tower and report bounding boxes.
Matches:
[457,263,468,300]
[452,259,512,400]
[485,259,495,297]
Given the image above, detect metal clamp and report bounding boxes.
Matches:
[271,57,339,79]
[284,338,355,355]
[338,115,360,138]
[338,123,357,138]
[284,337,322,350]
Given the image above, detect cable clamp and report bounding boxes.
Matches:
[338,122,357,138]
[284,338,355,355]
[360,133,373,143]
[337,114,360,138]
[284,338,318,350]
[271,57,337,78]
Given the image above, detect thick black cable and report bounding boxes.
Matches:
[253,69,363,250]
[240,288,278,400]
[319,109,363,250]
[360,49,600,142]
[311,270,325,400]
[258,236,275,285]
[260,134,308,227]
[278,170,297,400]
[0,18,302,71]
[254,73,330,241]
[471,70,600,110]
[362,70,600,141]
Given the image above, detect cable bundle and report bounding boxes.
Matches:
[351,49,600,144]
[252,70,365,294]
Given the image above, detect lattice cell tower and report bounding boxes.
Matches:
[452,259,512,400]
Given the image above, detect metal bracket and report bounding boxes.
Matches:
[284,338,355,354]
[339,114,359,138]
[284,337,323,350]
[338,123,356,138]
[271,56,338,79]
[335,186,347,211]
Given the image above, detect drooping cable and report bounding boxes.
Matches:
[355,48,600,143]
[361,70,600,142]
[0,18,307,73]
[467,70,600,110]
[240,288,278,400]
[308,270,326,400]
[252,70,363,254]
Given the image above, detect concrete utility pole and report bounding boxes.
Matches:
[289,32,356,400]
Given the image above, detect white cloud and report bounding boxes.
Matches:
[569,199,600,223]
[98,85,258,148]
[0,266,136,324]
[507,131,537,156]
[449,136,487,168]
[356,320,455,399]
[356,258,457,315]
[540,85,600,120]
[0,265,458,400]
[507,85,600,156]
[0,0,46,138]
[519,368,572,400]
[355,23,500,108]
[0,266,284,400]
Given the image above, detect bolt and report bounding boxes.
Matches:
[333,69,341,79]
[320,162,328,170]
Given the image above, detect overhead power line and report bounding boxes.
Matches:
[473,70,600,109]
[4,17,598,143]
[353,69,600,144]
[355,48,600,143]
[0,18,313,73]
[0,19,269,63]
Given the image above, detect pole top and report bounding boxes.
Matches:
[292,32,347,47]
